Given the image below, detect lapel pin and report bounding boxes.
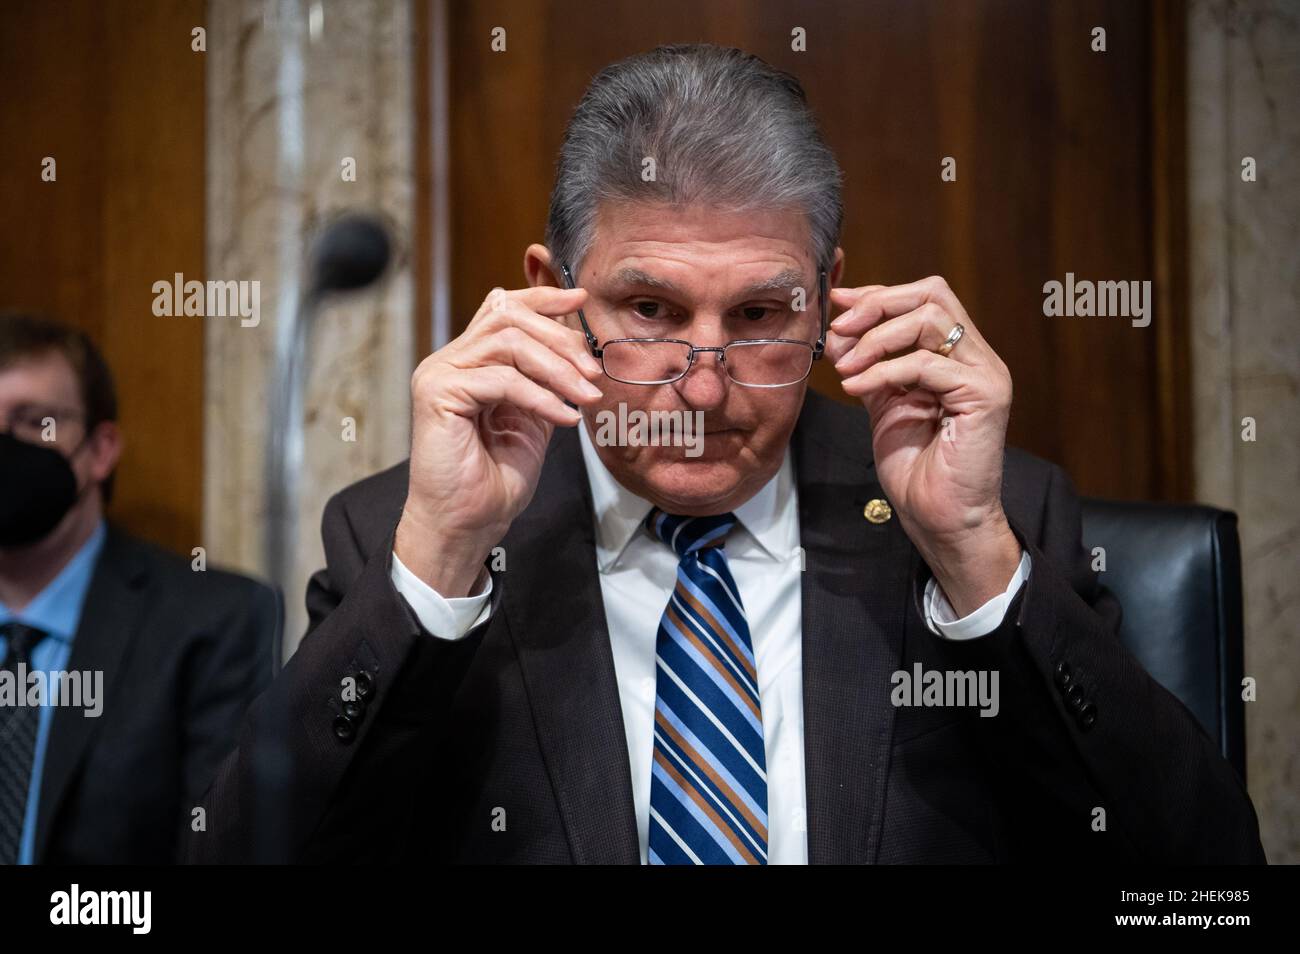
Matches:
[863,498,892,524]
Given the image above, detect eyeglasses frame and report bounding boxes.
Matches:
[558,261,830,388]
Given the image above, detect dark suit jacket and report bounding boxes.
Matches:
[36,527,278,863]
[188,391,1265,863]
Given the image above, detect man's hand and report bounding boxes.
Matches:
[394,285,604,597]
[825,276,1020,617]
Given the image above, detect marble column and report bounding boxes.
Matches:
[204,0,416,650]
[1189,0,1300,862]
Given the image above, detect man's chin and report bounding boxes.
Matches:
[636,456,748,515]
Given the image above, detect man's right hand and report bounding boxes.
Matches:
[394,285,603,597]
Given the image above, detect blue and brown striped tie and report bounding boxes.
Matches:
[645,509,768,865]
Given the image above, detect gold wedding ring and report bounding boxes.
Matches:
[936,323,965,357]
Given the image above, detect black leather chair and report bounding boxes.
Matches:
[1079,499,1246,780]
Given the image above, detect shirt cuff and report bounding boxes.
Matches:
[390,550,493,641]
[923,549,1032,640]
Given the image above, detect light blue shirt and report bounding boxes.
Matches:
[0,519,106,865]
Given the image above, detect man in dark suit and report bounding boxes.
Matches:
[0,313,277,864]
[190,43,1264,864]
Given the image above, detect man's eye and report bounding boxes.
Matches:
[740,306,772,322]
[633,301,664,319]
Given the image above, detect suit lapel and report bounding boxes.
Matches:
[500,426,641,863]
[34,528,150,863]
[793,392,914,864]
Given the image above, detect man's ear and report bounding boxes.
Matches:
[523,243,582,333]
[524,244,560,288]
[830,246,846,287]
[86,420,122,488]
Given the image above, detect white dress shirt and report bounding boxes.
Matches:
[390,422,1030,864]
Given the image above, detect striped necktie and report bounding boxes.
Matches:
[0,621,48,865]
[644,509,768,865]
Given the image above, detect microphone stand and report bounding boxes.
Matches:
[263,283,323,675]
[251,212,389,862]
[251,283,323,863]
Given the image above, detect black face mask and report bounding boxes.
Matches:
[0,431,82,547]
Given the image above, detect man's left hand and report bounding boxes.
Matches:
[825,275,1021,618]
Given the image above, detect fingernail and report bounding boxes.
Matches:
[580,381,602,399]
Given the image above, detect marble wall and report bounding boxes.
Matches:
[204,0,416,648]
[1189,0,1300,862]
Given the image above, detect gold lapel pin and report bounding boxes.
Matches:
[863,498,892,524]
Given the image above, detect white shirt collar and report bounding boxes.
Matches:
[576,417,796,572]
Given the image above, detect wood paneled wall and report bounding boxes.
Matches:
[439,0,1190,501]
[0,0,206,553]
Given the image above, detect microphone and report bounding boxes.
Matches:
[306,212,392,296]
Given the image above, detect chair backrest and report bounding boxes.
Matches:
[1079,498,1246,779]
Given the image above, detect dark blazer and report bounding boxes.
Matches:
[36,527,278,864]
[188,391,1265,863]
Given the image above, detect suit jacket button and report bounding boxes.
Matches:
[1078,703,1097,730]
[342,701,365,721]
[1065,684,1086,711]
[333,715,357,742]
[355,670,376,700]
[1053,660,1072,690]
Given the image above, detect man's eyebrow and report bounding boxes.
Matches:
[607,266,810,300]
[735,268,809,299]
[610,267,683,295]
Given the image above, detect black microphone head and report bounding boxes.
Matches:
[307,212,392,295]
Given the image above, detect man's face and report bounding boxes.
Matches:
[0,351,113,503]
[535,201,840,516]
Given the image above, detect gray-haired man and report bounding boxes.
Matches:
[189,44,1263,864]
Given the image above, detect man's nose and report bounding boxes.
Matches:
[673,345,729,411]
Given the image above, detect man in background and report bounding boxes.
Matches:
[0,313,277,863]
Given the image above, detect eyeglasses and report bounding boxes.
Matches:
[0,404,84,444]
[559,263,829,388]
